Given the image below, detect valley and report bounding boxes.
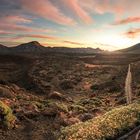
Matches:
[0,42,140,139]
[0,48,139,139]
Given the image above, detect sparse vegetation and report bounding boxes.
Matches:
[0,53,139,140]
[59,103,140,140]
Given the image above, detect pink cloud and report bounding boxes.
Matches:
[25,34,59,40]
[79,0,140,19]
[0,15,34,32]
[20,0,76,25]
[124,28,140,38]
[0,23,33,32]
[113,17,140,25]
[1,15,32,24]
[0,30,12,35]
[62,0,92,24]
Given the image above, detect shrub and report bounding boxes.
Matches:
[60,80,74,90]
[45,101,69,113]
[59,103,140,140]
[70,104,87,113]
[0,101,16,128]
[31,101,45,110]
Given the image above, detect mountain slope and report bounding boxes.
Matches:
[0,41,103,54]
[12,41,45,52]
[117,43,140,54]
[0,44,9,53]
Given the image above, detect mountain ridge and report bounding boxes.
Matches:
[116,43,140,54]
[0,41,103,54]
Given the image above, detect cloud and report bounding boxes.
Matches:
[0,30,12,35]
[63,40,84,45]
[80,0,140,20]
[0,14,34,32]
[20,0,76,25]
[124,28,140,38]
[24,34,59,40]
[80,0,124,17]
[1,15,32,24]
[10,34,60,41]
[0,14,57,34]
[113,17,140,25]
[62,0,92,24]
[0,23,33,32]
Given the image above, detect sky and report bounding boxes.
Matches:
[0,0,140,50]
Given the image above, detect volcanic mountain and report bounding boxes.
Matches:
[11,41,45,52]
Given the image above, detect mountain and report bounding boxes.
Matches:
[11,41,46,52]
[0,44,7,48]
[0,41,103,54]
[0,44,9,53]
[117,43,140,54]
[46,47,102,54]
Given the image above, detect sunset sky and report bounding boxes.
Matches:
[0,0,140,50]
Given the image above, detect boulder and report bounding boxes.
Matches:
[48,91,64,100]
[0,87,13,98]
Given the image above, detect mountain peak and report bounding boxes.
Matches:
[28,41,42,46]
[12,41,45,52]
[19,41,43,47]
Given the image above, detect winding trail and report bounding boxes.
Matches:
[125,64,132,104]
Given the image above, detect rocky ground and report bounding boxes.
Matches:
[0,53,138,140]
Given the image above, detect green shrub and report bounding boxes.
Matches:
[70,104,87,113]
[45,101,69,113]
[54,102,69,113]
[31,101,45,110]
[59,103,140,140]
[0,101,16,128]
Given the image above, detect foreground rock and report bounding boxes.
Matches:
[48,91,65,100]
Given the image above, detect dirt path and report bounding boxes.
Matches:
[125,64,132,104]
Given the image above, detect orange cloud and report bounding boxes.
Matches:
[0,34,60,43]
[113,17,140,25]
[20,0,76,25]
[25,34,59,40]
[63,40,84,45]
[124,28,140,38]
[62,0,92,24]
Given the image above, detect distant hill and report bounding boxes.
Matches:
[0,44,7,48]
[11,41,45,52]
[0,41,103,54]
[117,43,140,54]
[0,44,9,52]
[46,47,102,54]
